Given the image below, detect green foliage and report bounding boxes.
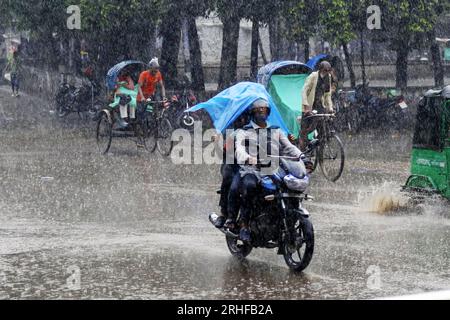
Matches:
[318,0,356,45]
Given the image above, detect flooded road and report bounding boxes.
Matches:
[0,86,449,299]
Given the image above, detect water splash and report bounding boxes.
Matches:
[360,181,411,215]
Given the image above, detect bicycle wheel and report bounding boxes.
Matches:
[156,116,173,156]
[318,134,345,182]
[143,113,157,153]
[96,111,112,154]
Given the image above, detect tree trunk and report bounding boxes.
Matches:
[304,35,310,62]
[395,44,409,91]
[429,29,444,87]
[250,19,259,80]
[269,18,280,61]
[218,14,240,91]
[181,18,190,76]
[359,30,367,88]
[187,16,205,92]
[258,29,268,65]
[342,42,356,88]
[160,7,182,88]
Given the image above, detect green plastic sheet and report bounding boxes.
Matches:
[268,74,308,138]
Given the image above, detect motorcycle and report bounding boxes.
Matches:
[209,156,315,272]
[55,73,102,119]
[337,84,409,131]
[172,87,199,132]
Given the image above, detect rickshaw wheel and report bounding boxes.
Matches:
[318,134,345,182]
[157,117,173,157]
[143,113,157,153]
[96,111,113,154]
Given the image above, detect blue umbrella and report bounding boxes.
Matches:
[186,82,290,134]
[105,60,145,91]
[305,54,329,70]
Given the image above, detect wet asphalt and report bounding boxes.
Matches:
[0,86,449,300]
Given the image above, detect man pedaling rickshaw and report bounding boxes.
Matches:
[137,58,167,105]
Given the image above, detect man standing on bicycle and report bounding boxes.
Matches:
[299,61,334,151]
[137,58,167,104]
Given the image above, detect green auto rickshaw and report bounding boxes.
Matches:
[404,85,450,200]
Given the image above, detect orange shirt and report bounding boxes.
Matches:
[138,70,162,101]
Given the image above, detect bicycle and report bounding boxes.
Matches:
[302,113,345,182]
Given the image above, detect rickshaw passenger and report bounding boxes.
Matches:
[213,113,248,229]
[110,69,138,126]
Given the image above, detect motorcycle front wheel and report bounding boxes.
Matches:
[282,217,314,272]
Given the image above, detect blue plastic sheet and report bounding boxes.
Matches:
[186,82,290,134]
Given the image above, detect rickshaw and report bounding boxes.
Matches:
[96,60,173,156]
[403,85,450,200]
[257,61,345,182]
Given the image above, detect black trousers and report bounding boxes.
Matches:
[239,174,259,225]
[219,164,239,216]
[227,172,241,221]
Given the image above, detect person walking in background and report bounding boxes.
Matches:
[5,48,22,97]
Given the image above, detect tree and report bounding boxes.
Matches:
[379,0,443,90]
[241,1,281,78]
[216,0,246,91]
[182,0,213,92]
[79,0,161,76]
[5,0,69,68]
[318,0,357,87]
[286,0,320,62]
[159,1,182,88]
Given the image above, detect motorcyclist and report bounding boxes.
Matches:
[234,98,312,241]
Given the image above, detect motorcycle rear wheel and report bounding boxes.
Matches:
[282,217,314,272]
